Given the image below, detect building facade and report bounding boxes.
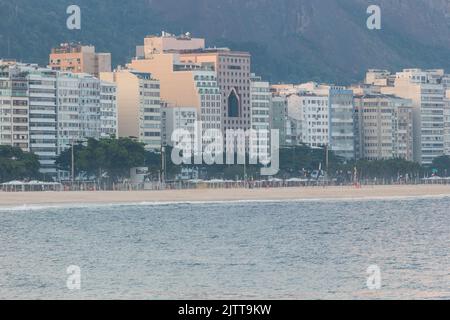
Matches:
[100,69,161,151]
[270,94,289,146]
[56,73,117,155]
[129,34,222,134]
[275,83,355,160]
[100,82,118,138]
[250,74,271,155]
[329,87,355,160]
[161,103,197,147]
[0,61,30,152]
[49,43,111,77]
[444,90,450,155]
[27,65,58,178]
[354,94,414,161]
[180,49,252,132]
[381,69,446,164]
[1,61,117,179]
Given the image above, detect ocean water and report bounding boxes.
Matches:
[0,197,449,300]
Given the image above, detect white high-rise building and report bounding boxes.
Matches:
[250,74,271,132]
[193,69,222,132]
[250,74,271,156]
[56,73,117,154]
[161,103,197,147]
[299,93,330,149]
[100,81,118,138]
[284,92,330,148]
[79,75,102,140]
[280,83,355,160]
[56,73,81,155]
[1,61,118,178]
[382,69,447,164]
[0,61,30,152]
[27,66,58,178]
[444,90,450,155]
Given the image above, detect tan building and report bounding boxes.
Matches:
[100,69,161,151]
[179,49,252,132]
[50,43,111,77]
[354,94,414,161]
[365,69,395,87]
[128,33,224,138]
[140,31,205,58]
[136,33,251,131]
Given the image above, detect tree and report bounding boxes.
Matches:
[55,142,87,177]
[278,145,344,178]
[55,137,147,183]
[0,145,41,183]
[340,158,423,180]
[432,156,450,177]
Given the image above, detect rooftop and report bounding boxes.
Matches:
[176,48,251,56]
[51,43,96,54]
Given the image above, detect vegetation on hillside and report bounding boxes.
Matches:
[1,0,449,84]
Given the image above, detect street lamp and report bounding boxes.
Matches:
[161,146,166,184]
[66,138,86,185]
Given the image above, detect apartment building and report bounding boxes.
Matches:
[276,83,355,160]
[381,69,446,164]
[249,74,271,156]
[49,43,111,77]
[139,32,251,132]
[328,87,355,160]
[79,75,102,140]
[56,73,81,155]
[365,69,395,87]
[57,73,117,154]
[161,103,197,147]
[129,34,221,134]
[354,94,414,161]
[270,94,289,146]
[250,74,271,132]
[100,69,161,151]
[284,93,303,146]
[179,48,252,132]
[299,93,330,149]
[284,91,329,149]
[26,65,58,177]
[1,61,118,178]
[100,82,118,138]
[0,61,30,151]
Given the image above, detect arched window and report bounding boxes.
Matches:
[228,89,240,118]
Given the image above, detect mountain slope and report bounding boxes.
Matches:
[0,0,449,84]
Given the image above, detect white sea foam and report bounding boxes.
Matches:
[0,193,449,212]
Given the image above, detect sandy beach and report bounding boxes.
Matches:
[1,184,450,207]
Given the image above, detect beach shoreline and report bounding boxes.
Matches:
[1,184,449,207]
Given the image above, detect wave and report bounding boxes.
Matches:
[0,194,449,212]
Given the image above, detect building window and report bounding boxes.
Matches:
[228,89,240,118]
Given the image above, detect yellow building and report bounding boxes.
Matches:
[129,33,222,133]
[100,69,161,151]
